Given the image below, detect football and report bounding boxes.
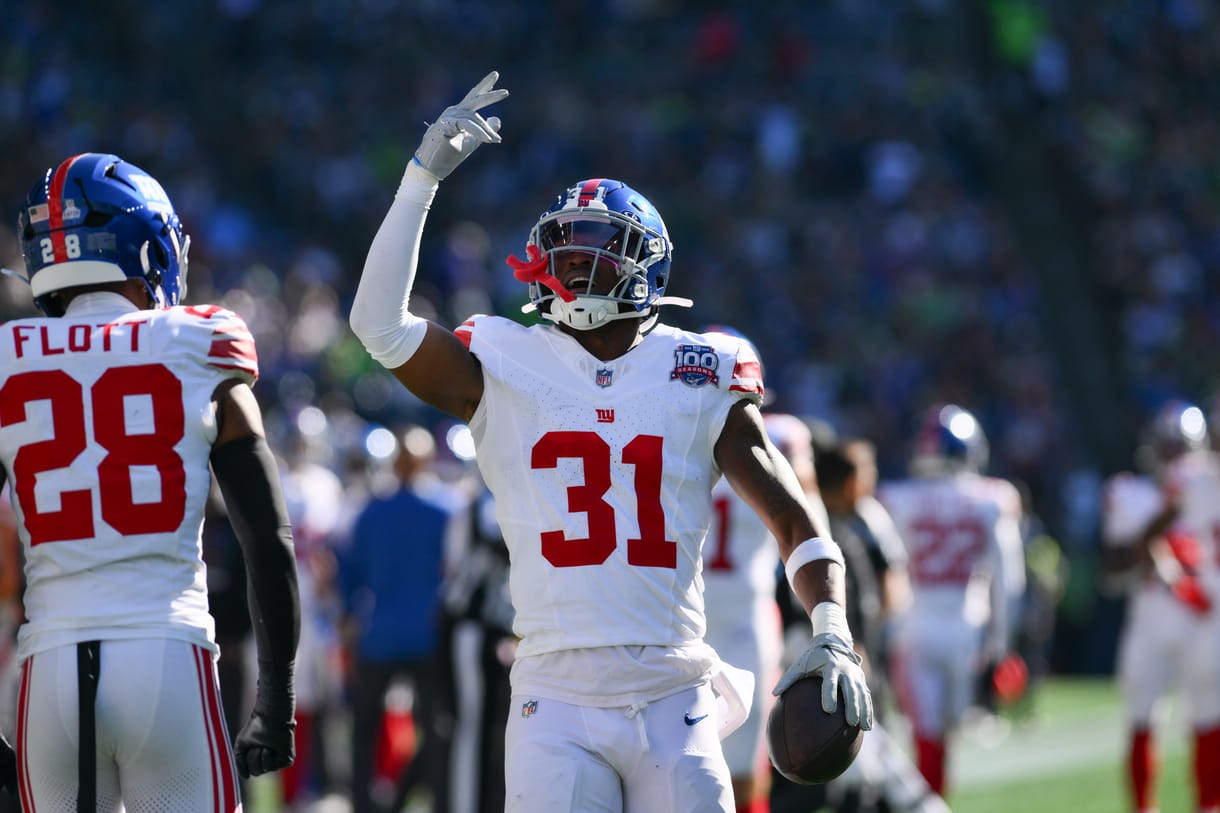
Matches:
[767,674,864,785]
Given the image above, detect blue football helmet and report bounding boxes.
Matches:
[18,152,190,316]
[911,403,989,475]
[521,178,689,331]
[1141,399,1208,468]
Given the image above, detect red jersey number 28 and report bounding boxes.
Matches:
[531,431,675,568]
[0,365,187,545]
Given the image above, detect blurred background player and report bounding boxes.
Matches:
[816,443,889,724]
[277,407,348,808]
[0,152,300,808]
[339,424,458,813]
[814,441,948,813]
[700,325,810,813]
[1100,399,1220,813]
[702,386,813,810]
[877,403,1026,798]
[840,438,912,630]
[441,480,515,813]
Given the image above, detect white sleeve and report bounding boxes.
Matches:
[987,506,1025,659]
[349,162,438,369]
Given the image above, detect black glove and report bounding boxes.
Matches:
[234,669,296,779]
[0,734,17,794]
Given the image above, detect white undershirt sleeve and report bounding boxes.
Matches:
[349,161,439,369]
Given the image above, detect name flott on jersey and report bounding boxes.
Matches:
[0,301,257,661]
[453,315,763,658]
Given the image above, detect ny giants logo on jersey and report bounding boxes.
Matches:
[671,344,719,387]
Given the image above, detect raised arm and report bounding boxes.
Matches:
[715,400,873,729]
[349,71,508,422]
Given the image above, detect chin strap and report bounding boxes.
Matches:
[511,242,694,331]
[521,293,693,330]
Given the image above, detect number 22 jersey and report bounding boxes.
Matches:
[0,294,258,661]
[458,315,763,662]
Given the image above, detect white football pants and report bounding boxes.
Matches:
[16,638,241,813]
[504,683,734,813]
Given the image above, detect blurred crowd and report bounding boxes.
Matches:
[1,0,1218,670]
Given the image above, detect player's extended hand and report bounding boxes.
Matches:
[413,70,509,181]
[234,673,296,778]
[774,632,875,730]
[0,734,17,794]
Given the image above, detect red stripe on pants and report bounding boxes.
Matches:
[16,658,34,813]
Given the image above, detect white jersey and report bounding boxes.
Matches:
[281,460,346,708]
[1102,456,1220,726]
[878,472,1024,637]
[703,481,781,631]
[0,294,258,661]
[282,461,345,556]
[702,479,782,774]
[459,315,762,660]
[1103,453,1220,599]
[1100,471,1162,580]
[1162,452,1220,594]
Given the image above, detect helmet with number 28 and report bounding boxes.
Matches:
[18,152,190,317]
[521,178,689,332]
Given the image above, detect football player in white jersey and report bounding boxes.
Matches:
[0,153,301,810]
[1101,400,1220,813]
[702,383,818,813]
[876,403,1025,798]
[349,72,873,813]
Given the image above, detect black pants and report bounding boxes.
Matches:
[350,655,449,813]
[442,618,513,813]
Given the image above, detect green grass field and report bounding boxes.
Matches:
[945,677,1191,813]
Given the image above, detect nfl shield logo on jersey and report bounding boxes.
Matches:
[521,700,539,718]
[596,368,613,388]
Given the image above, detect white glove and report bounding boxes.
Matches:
[413,70,508,181]
[773,604,874,730]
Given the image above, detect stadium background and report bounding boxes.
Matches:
[0,0,1215,806]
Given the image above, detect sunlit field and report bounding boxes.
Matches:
[947,678,1190,813]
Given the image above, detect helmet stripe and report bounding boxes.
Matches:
[47,153,85,262]
[577,178,605,206]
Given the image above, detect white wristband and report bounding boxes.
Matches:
[810,601,853,645]
[784,536,845,593]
